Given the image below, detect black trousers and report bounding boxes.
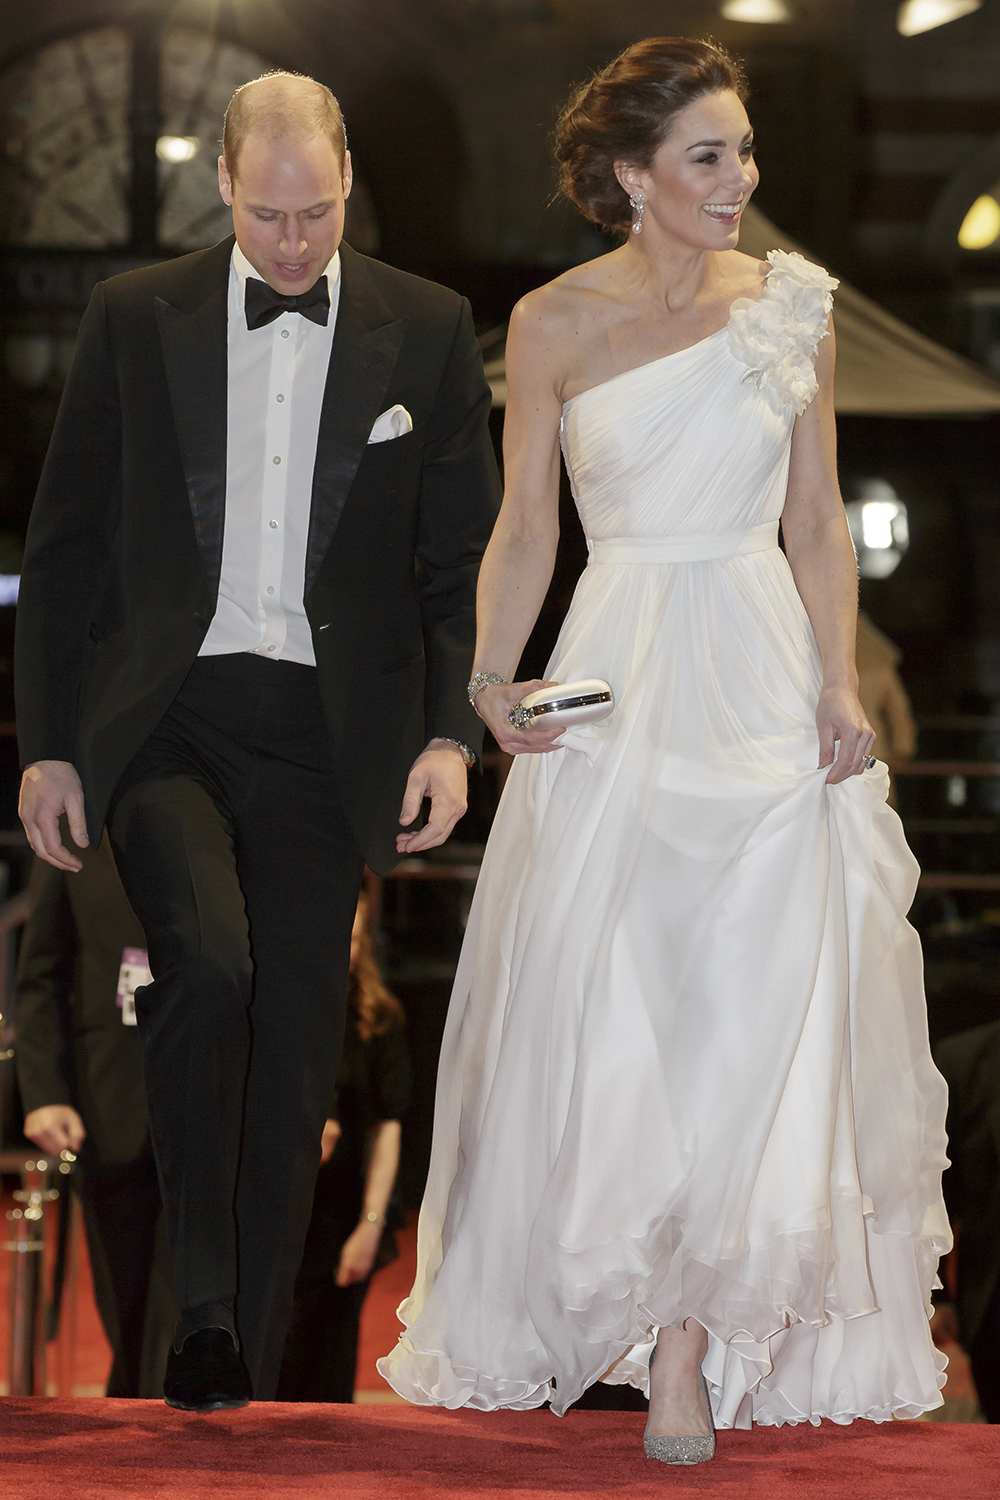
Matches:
[275,1273,371,1402]
[108,654,364,1398]
[77,1144,175,1397]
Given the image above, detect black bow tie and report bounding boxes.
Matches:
[244,276,330,330]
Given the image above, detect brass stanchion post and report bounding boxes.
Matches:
[53,1156,81,1397]
[4,1158,57,1395]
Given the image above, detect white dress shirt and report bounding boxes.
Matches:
[199,241,342,666]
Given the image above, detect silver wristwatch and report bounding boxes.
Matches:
[441,738,476,767]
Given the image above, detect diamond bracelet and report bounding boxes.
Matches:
[467,671,509,706]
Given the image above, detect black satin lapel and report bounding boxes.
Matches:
[306,257,405,594]
[155,273,228,599]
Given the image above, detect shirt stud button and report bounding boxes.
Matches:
[267,643,277,651]
[269,520,278,529]
[272,455,281,465]
[276,394,285,402]
[280,330,290,339]
[266,586,275,595]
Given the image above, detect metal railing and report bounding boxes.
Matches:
[889,760,1000,892]
[1,1149,80,1396]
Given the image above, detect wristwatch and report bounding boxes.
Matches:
[441,737,476,768]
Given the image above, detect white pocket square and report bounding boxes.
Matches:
[368,404,413,443]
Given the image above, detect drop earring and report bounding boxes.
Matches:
[629,192,645,234]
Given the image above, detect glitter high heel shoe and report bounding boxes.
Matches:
[643,1346,716,1465]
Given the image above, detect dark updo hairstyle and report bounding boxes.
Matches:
[554,37,749,234]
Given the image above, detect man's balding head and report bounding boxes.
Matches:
[223,72,347,181]
[218,73,352,294]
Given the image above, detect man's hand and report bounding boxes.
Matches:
[23,1104,86,1156]
[397,739,468,855]
[335,1219,383,1286]
[473,680,566,756]
[19,761,88,871]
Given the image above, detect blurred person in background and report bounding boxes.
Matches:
[855,612,917,806]
[277,893,411,1402]
[933,1022,1000,1423]
[15,836,175,1397]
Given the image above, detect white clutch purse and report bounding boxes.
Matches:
[508,678,615,731]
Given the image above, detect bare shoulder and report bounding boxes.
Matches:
[506,254,628,406]
[509,254,622,345]
[507,280,575,350]
[721,248,771,294]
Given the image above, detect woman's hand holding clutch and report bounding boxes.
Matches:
[474,680,566,755]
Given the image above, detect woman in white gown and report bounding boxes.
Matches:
[378,37,950,1459]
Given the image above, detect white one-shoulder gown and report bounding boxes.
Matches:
[379,252,951,1428]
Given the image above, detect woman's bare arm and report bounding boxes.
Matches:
[781,322,874,783]
[335,1118,402,1287]
[471,292,572,754]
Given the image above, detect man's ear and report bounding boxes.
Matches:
[218,155,234,207]
[342,148,353,200]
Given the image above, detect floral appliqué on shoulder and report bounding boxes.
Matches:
[727,250,839,416]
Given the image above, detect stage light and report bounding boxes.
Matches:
[845,482,909,580]
[720,0,794,19]
[958,194,1000,250]
[896,0,982,37]
[947,775,967,807]
[861,502,900,552]
[156,135,200,164]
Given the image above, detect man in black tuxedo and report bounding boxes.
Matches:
[15,74,499,1409]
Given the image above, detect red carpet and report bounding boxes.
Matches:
[0,1194,417,1396]
[0,1400,995,1499]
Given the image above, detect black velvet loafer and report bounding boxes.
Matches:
[163,1327,252,1412]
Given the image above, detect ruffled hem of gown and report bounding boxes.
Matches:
[377,1343,947,1427]
[377,1228,948,1426]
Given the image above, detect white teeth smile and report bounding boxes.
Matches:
[704,203,742,217]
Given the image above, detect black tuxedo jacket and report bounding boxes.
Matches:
[15,238,500,872]
[15,838,150,1167]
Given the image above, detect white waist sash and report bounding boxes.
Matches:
[588,520,779,565]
